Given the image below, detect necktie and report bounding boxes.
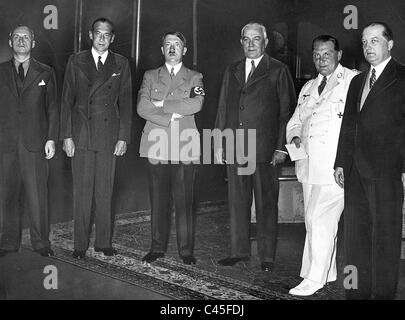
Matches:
[369,68,376,89]
[170,67,175,79]
[318,76,327,95]
[18,62,25,82]
[97,56,104,72]
[247,60,256,82]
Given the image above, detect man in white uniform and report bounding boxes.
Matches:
[286,35,358,296]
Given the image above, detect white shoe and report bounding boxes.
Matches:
[289,279,324,296]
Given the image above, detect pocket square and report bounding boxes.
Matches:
[112,73,121,77]
[38,80,46,86]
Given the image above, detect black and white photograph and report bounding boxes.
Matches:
[0,0,404,306]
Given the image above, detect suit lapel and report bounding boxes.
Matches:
[158,65,172,91]
[234,60,245,87]
[170,65,187,92]
[362,59,397,110]
[245,54,269,89]
[78,50,95,84]
[22,59,42,92]
[357,72,367,112]
[2,60,19,98]
[89,51,118,97]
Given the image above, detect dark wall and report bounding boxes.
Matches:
[1,0,405,224]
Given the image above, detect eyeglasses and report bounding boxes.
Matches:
[93,31,112,40]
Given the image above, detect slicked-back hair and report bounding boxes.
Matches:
[240,22,267,40]
[9,25,35,40]
[161,31,187,47]
[162,31,187,47]
[312,35,340,51]
[362,21,393,41]
[91,17,115,34]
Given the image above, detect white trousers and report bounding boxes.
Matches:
[300,183,344,284]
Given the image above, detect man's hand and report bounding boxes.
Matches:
[215,148,224,164]
[63,138,75,158]
[152,100,164,108]
[334,167,344,188]
[270,151,286,166]
[171,113,183,121]
[114,140,127,156]
[291,136,301,148]
[44,140,56,160]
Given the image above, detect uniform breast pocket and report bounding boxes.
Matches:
[151,88,165,100]
[329,98,345,120]
[177,87,189,98]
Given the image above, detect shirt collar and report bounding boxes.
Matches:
[317,63,343,84]
[91,47,109,66]
[246,55,264,68]
[13,57,30,66]
[165,62,182,76]
[370,56,391,79]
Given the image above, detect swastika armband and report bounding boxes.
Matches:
[190,86,205,97]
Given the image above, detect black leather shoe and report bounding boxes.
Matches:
[218,256,249,266]
[35,247,54,257]
[182,255,197,265]
[94,247,117,256]
[142,252,164,263]
[0,248,19,257]
[261,261,274,272]
[73,250,86,259]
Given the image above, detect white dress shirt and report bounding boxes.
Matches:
[245,55,263,82]
[165,62,183,76]
[91,47,109,69]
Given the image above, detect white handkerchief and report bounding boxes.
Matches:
[285,143,308,161]
[112,73,121,77]
[38,80,46,86]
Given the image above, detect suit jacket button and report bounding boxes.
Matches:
[89,100,93,104]
[240,106,244,110]
[239,122,243,126]
[170,92,173,95]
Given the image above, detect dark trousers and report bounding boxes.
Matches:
[344,163,403,299]
[0,141,50,250]
[226,163,279,262]
[72,148,116,251]
[148,161,196,257]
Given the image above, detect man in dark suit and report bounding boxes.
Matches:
[137,31,204,265]
[214,22,296,271]
[60,17,132,259]
[334,21,405,299]
[0,25,58,257]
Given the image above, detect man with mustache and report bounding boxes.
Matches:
[0,25,58,257]
[334,21,405,299]
[60,17,132,259]
[137,31,204,265]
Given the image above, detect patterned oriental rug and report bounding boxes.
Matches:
[22,202,345,300]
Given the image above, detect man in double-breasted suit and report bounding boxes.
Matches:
[334,22,405,299]
[60,17,132,259]
[0,25,58,257]
[214,22,296,271]
[137,31,204,265]
[287,35,358,296]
